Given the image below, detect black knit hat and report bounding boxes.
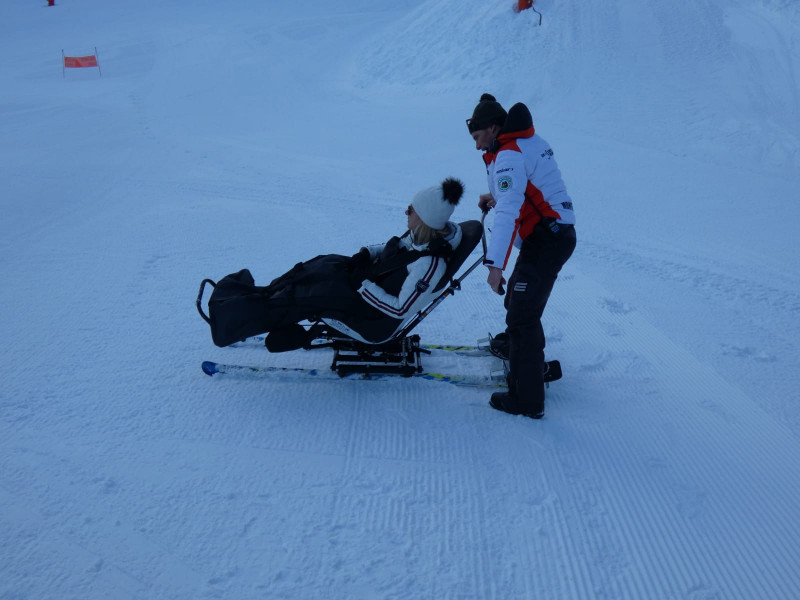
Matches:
[467,93,507,133]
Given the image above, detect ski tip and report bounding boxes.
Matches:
[201,361,218,376]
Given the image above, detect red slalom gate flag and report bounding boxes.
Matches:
[64,55,98,68]
[62,48,102,78]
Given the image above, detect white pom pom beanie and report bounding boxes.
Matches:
[411,178,464,230]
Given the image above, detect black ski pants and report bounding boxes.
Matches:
[207,255,397,347]
[504,224,576,413]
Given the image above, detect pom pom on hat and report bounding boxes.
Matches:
[467,93,507,133]
[411,177,464,230]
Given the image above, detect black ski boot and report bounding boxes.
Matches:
[488,331,509,360]
[489,373,544,419]
[543,360,562,383]
[489,392,544,419]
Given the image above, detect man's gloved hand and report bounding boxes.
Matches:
[478,193,496,212]
[347,247,372,271]
[487,266,506,295]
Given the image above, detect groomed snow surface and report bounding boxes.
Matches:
[2,0,800,598]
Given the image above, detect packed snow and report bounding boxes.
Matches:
[2,0,800,598]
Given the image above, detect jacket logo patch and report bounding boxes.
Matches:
[497,176,513,192]
[415,279,430,293]
[541,149,554,159]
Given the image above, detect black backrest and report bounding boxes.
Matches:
[432,220,483,293]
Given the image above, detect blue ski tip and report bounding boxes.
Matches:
[201,361,218,376]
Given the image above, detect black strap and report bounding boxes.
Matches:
[371,248,431,278]
[371,234,453,279]
[196,278,216,324]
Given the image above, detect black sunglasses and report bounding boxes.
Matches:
[466,117,497,134]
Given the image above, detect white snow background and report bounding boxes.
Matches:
[2,0,800,598]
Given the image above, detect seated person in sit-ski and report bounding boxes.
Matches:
[204,178,465,349]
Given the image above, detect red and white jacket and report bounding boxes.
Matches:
[357,223,463,319]
[483,103,575,270]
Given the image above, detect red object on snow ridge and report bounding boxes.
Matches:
[513,0,534,13]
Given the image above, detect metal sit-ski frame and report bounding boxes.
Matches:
[309,213,490,378]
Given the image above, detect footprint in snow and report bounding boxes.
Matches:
[599,297,635,315]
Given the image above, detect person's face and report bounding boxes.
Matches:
[406,204,423,230]
[471,125,499,151]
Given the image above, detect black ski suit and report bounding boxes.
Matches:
[204,230,457,347]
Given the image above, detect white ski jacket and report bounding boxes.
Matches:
[483,103,575,270]
[356,222,462,320]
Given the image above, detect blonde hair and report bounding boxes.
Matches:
[411,222,449,246]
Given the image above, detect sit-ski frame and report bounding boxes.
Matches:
[314,212,494,378]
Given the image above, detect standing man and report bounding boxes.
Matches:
[467,93,576,419]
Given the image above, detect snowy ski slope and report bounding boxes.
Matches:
[2,0,799,598]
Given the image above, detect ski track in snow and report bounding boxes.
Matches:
[550,267,800,598]
[2,0,800,598]
[577,239,800,439]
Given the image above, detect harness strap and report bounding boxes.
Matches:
[370,233,453,279]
